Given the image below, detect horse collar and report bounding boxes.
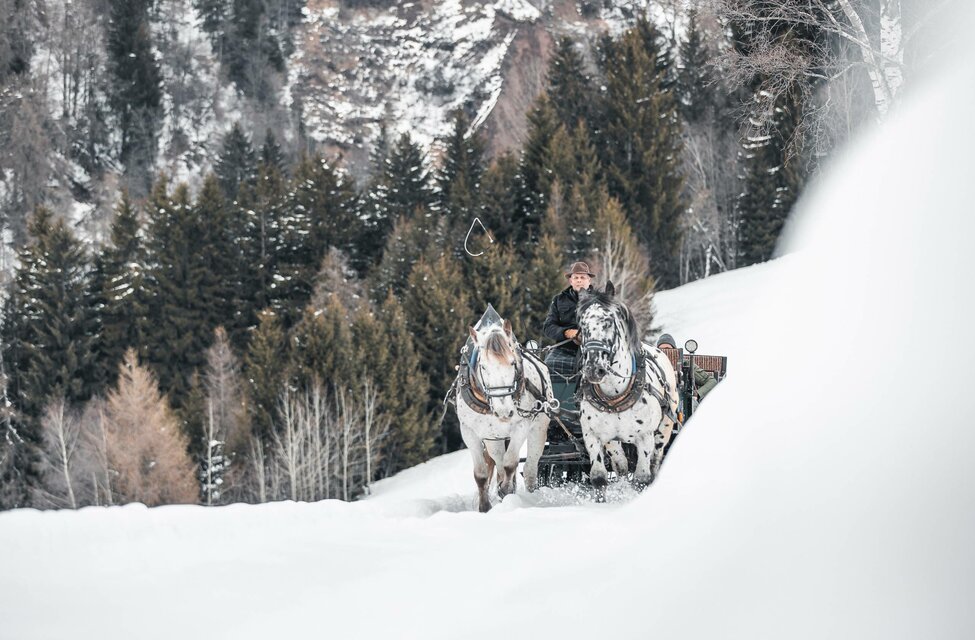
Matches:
[581,351,648,414]
[458,349,526,417]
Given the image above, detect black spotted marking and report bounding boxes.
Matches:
[636,419,644,424]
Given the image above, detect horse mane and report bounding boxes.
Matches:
[481,328,515,363]
[577,289,643,355]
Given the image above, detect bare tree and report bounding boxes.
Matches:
[590,198,658,333]
[263,379,389,503]
[708,0,955,145]
[199,327,248,504]
[36,398,82,509]
[679,121,739,282]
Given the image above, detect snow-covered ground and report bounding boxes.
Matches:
[4,10,975,640]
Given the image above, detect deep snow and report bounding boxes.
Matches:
[3,9,975,640]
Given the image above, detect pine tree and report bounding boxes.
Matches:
[547,36,594,130]
[512,94,559,243]
[362,133,434,264]
[143,180,222,405]
[600,22,686,287]
[478,153,519,246]
[1,207,97,504]
[4,207,97,420]
[242,309,289,443]
[92,192,150,388]
[223,0,285,101]
[277,156,362,321]
[370,293,433,475]
[678,9,717,124]
[435,110,486,246]
[106,0,162,188]
[215,122,258,200]
[260,129,286,174]
[404,255,470,453]
[524,200,569,337]
[737,87,805,266]
[289,296,356,394]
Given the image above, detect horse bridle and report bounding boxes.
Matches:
[471,340,525,400]
[580,317,633,381]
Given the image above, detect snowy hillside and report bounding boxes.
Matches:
[2,22,975,638]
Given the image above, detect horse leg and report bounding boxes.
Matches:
[605,441,629,478]
[581,419,609,499]
[484,439,509,498]
[632,430,656,489]
[461,424,493,513]
[658,416,676,454]
[523,416,548,493]
[498,430,530,497]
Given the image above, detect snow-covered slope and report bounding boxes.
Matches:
[2,15,975,637]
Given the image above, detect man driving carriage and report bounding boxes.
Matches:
[541,261,596,413]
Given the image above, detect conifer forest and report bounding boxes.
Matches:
[0,0,941,509]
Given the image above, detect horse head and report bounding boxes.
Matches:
[577,281,640,385]
[468,319,521,421]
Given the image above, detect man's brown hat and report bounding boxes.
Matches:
[564,261,596,279]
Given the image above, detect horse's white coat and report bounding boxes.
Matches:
[456,323,553,512]
[577,295,678,490]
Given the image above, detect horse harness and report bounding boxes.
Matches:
[455,345,551,420]
[579,347,675,420]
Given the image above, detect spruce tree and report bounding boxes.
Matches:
[737,88,805,266]
[238,162,289,324]
[289,296,356,394]
[370,215,445,299]
[478,153,519,246]
[599,22,686,287]
[92,192,150,388]
[277,156,362,324]
[362,133,434,263]
[512,94,559,243]
[143,180,221,405]
[215,122,258,200]
[404,255,470,453]
[106,0,162,188]
[524,201,569,336]
[223,0,285,101]
[547,36,594,130]
[434,110,486,247]
[370,293,433,475]
[4,207,97,420]
[467,242,526,339]
[242,309,289,443]
[678,9,717,124]
[260,129,286,174]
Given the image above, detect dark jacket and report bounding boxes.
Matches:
[693,365,718,400]
[543,286,587,354]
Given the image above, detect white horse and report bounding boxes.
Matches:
[576,282,678,494]
[455,319,554,512]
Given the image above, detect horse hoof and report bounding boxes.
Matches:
[590,473,608,490]
[632,472,654,490]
